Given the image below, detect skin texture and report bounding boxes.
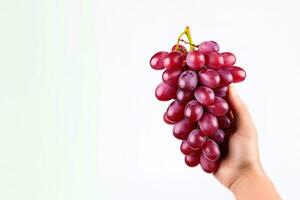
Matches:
[214,86,281,200]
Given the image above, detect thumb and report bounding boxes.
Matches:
[227,86,255,133]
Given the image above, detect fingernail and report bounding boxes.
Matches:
[230,85,238,97]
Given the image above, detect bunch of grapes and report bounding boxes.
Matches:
[150,27,246,173]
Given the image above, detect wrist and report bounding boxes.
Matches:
[229,167,281,200]
[229,167,267,194]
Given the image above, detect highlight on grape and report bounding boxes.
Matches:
[150,26,246,173]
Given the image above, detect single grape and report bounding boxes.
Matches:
[187,129,206,149]
[178,70,198,92]
[210,129,226,144]
[155,82,177,101]
[214,86,228,98]
[186,50,205,71]
[180,140,197,155]
[150,51,168,70]
[164,52,184,69]
[194,86,215,105]
[201,139,221,161]
[173,118,196,140]
[176,89,194,105]
[227,66,246,83]
[162,68,184,86]
[198,41,219,54]
[198,112,219,136]
[198,68,220,88]
[205,52,224,69]
[200,153,220,173]
[217,115,231,129]
[171,44,187,58]
[163,112,176,125]
[185,153,200,167]
[165,100,185,122]
[221,52,236,66]
[184,100,203,122]
[217,69,233,87]
[205,96,229,116]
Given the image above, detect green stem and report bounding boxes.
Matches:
[184,26,195,50]
[176,26,196,51]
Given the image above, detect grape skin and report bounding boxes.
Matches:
[205,96,229,116]
[201,139,221,161]
[198,41,220,54]
[180,140,197,155]
[184,100,203,122]
[162,68,184,86]
[187,129,206,149]
[194,86,215,106]
[221,52,236,66]
[198,112,219,136]
[200,153,220,173]
[186,50,205,71]
[164,52,184,69]
[185,153,200,167]
[176,89,194,105]
[165,100,185,123]
[171,44,187,58]
[173,118,196,140]
[155,82,177,101]
[150,51,168,70]
[150,38,246,173]
[198,68,220,88]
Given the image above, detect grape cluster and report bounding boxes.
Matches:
[150,35,246,173]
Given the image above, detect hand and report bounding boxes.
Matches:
[214,86,262,189]
[213,86,281,199]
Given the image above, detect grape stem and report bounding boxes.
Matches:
[178,39,198,48]
[176,26,196,51]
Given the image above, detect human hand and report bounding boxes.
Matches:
[214,86,261,188]
[214,86,280,199]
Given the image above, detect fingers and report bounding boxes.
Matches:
[227,86,255,134]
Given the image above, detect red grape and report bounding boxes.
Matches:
[180,140,197,155]
[205,52,224,69]
[185,153,200,167]
[171,44,187,58]
[155,82,177,101]
[210,129,226,144]
[162,68,184,86]
[178,70,198,92]
[184,100,203,122]
[227,66,246,83]
[150,51,168,70]
[186,50,205,71]
[200,154,220,173]
[214,86,228,98]
[187,129,206,149]
[176,89,194,105]
[194,86,215,105]
[201,139,221,161]
[163,112,176,125]
[165,100,185,122]
[198,68,220,88]
[173,118,196,140]
[150,30,247,173]
[206,96,229,116]
[217,69,233,87]
[198,41,219,54]
[217,115,231,129]
[198,112,219,136]
[164,52,184,69]
[221,52,236,66]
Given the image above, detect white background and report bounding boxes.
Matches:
[1,0,300,199]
